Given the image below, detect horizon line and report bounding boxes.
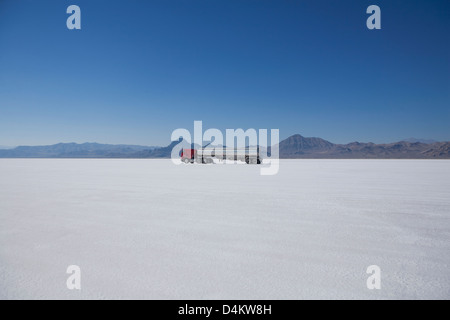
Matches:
[0,136,446,149]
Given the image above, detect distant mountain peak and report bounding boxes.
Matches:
[402,138,438,144]
[279,134,335,155]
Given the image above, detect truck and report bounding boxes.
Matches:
[181,147,262,164]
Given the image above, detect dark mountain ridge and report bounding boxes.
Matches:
[278,135,450,159]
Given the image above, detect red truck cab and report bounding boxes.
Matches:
[181,149,197,163]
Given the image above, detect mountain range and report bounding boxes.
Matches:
[277,135,450,159]
[0,136,449,159]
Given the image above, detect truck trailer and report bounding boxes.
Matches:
[181,147,262,164]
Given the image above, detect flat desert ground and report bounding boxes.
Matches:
[0,159,449,299]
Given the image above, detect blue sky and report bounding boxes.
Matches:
[0,0,449,146]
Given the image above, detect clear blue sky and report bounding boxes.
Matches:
[0,0,449,146]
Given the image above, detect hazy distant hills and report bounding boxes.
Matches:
[402,138,438,144]
[0,143,156,158]
[0,136,449,159]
